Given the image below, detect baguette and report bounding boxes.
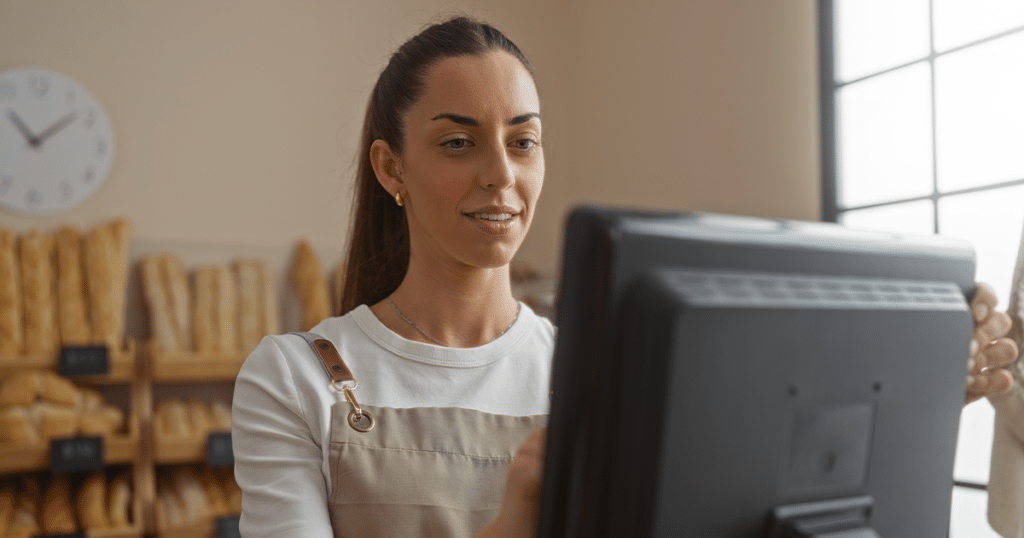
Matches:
[162,254,192,351]
[20,230,58,356]
[141,255,179,353]
[191,267,216,352]
[235,259,263,352]
[0,228,22,357]
[260,261,281,336]
[292,241,331,331]
[41,475,77,534]
[156,399,190,437]
[55,226,91,346]
[332,259,347,319]
[86,219,132,352]
[186,400,212,437]
[77,471,110,530]
[107,472,132,528]
[209,400,232,431]
[214,265,238,353]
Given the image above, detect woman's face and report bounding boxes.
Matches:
[395,50,544,272]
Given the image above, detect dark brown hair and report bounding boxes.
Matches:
[338,16,534,315]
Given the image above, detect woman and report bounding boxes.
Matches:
[233,17,550,538]
[232,15,1018,538]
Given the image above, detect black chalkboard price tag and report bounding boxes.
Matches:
[33,532,86,538]
[216,515,241,538]
[206,432,233,467]
[50,437,103,473]
[59,345,109,376]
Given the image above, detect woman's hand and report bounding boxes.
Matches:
[475,427,546,538]
[965,282,1019,405]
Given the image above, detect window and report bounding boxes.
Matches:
[820,1,1024,535]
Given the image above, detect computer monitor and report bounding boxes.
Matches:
[538,206,976,538]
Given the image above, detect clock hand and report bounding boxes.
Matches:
[34,111,80,147]
[6,109,40,148]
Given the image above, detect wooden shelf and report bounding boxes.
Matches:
[153,431,230,465]
[0,430,139,473]
[154,514,239,538]
[0,340,137,382]
[149,346,248,382]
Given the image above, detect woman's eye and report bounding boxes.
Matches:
[441,138,470,150]
[511,138,539,151]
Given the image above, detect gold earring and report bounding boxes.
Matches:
[395,191,404,207]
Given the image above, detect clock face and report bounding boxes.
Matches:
[0,68,115,215]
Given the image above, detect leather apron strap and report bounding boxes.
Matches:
[292,332,547,537]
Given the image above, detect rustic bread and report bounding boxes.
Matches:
[0,228,23,357]
[55,226,91,346]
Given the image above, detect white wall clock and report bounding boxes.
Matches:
[0,67,115,215]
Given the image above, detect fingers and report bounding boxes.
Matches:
[974,311,1012,353]
[967,368,1014,400]
[971,282,999,323]
[975,338,1020,372]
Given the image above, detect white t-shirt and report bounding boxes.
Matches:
[232,303,555,538]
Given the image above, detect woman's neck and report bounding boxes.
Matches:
[369,256,520,348]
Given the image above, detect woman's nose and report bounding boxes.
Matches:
[479,146,515,190]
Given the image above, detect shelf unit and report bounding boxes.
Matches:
[0,342,247,538]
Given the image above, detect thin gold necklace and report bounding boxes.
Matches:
[386,296,521,347]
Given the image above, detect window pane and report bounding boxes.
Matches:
[838,63,934,208]
[835,0,930,82]
[839,200,935,235]
[939,185,1024,309]
[950,485,1002,537]
[935,0,1024,52]
[936,33,1024,192]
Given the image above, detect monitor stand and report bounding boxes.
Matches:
[771,496,881,538]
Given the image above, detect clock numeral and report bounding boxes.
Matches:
[0,80,14,100]
[59,182,74,203]
[0,176,11,196]
[28,76,50,99]
[82,166,97,184]
[95,137,108,157]
[25,189,42,208]
[84,108,98,129]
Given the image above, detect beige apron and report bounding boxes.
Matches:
[295,332,547,538]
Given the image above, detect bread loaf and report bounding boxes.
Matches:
[41,371,79,407]
[55,226,91,346]
[0,228,22,357]
[214,265,238,353]
[162,254,192,351]
[77,471,110,530]
[200,468,230,516]
[171,467,212,522]
[6,497,39,538]
[86,219,132,352]
[20,230,58,355]
[32,402,79,439]
[292,241,331,331]
[141,255,179,353]
[156,399,190,437]
[79,404,125,438]
[0,407,40,446]
[41,475,77,534]
[191,267,216,352]
[107,472,132,528]
[0,371,42,407]
[209,400,232,431]
[0,483,16,537]
[235,259,263,352]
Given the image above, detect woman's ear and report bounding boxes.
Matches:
[370,139,402,196]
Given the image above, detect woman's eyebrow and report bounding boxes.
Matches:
[431,113,480,126]
[508,113,540,126]
[430,112,541,127]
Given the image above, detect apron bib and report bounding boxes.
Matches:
[293,332,546,538]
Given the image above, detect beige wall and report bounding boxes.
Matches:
[0,0,818,276]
